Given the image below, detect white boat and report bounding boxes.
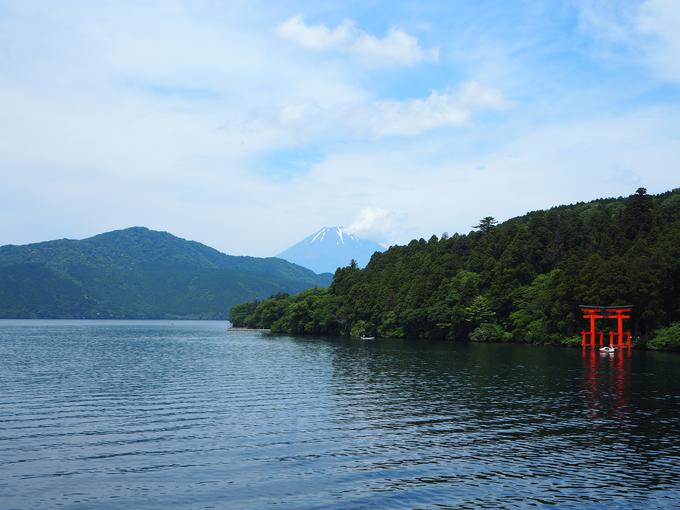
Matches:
[360,335,375,340]
[599,345,617,353]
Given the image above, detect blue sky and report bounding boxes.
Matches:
[1,0,679,256]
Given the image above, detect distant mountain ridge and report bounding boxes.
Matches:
[0,227,331,319]
[277,226,384,274]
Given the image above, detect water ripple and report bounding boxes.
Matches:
[0,320,679,509]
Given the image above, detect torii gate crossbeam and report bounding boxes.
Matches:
[579,305,633,349]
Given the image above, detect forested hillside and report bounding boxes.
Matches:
[231,188,680,349]
[0,227,331,319]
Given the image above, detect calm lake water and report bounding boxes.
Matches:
[1,321,679,509]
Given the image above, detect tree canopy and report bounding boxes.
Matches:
[231,189,680,349]
[474,216,498,233]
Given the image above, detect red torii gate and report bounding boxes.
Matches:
[579,305,632,349]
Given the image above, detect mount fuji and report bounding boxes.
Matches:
[277,227,384,274]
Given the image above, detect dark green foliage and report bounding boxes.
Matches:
[474,216,498,233]
[229,300,260,327]
[350,320,373,338]
[231,189,680,349]
[469,322,507,343]
[647,323,680,351]
[0,227,331,319]
[464,295,496,327]
[560,336,583,348]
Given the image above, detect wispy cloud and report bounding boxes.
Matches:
[289,105,680,248]
[274,81,511,139]
[355,82,511,137]
[0,1,678,256]
[277,15,355,52]
[577,0,680,83]
[637,0,680,83]
[277,15,439,67]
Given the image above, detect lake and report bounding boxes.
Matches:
[1,320,679,509]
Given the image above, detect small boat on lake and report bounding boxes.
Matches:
[360,335,375,340]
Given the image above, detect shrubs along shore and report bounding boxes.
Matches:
[231,189,680,351]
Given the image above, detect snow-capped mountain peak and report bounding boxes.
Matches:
[277,226,383,274]
[309,226,358,246]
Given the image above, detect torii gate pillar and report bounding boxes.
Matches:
[579,305,633,350]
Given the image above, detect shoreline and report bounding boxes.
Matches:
[228,327,271,332]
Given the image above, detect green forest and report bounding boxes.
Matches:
[0,227,331,319]
[231,188,680,350]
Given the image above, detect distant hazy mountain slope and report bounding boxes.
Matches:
[0,227,331,319]
[277,226,384,274]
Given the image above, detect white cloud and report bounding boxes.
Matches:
[276,15,354,52]
[271,81,511,140]
[575,1,636,43]
[576,0,680,83]
[637,0,680,83]
[347,207,399,242]
[276,15,438,67]
[457,81,512,110]
[350,27,439,66]
[357,82,511,137]
[360,90,469,137]
[1,1,679,260]
[285,105,680,249]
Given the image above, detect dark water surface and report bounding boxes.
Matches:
[1,320,679,509]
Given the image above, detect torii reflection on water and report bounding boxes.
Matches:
[582,348,632,419]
